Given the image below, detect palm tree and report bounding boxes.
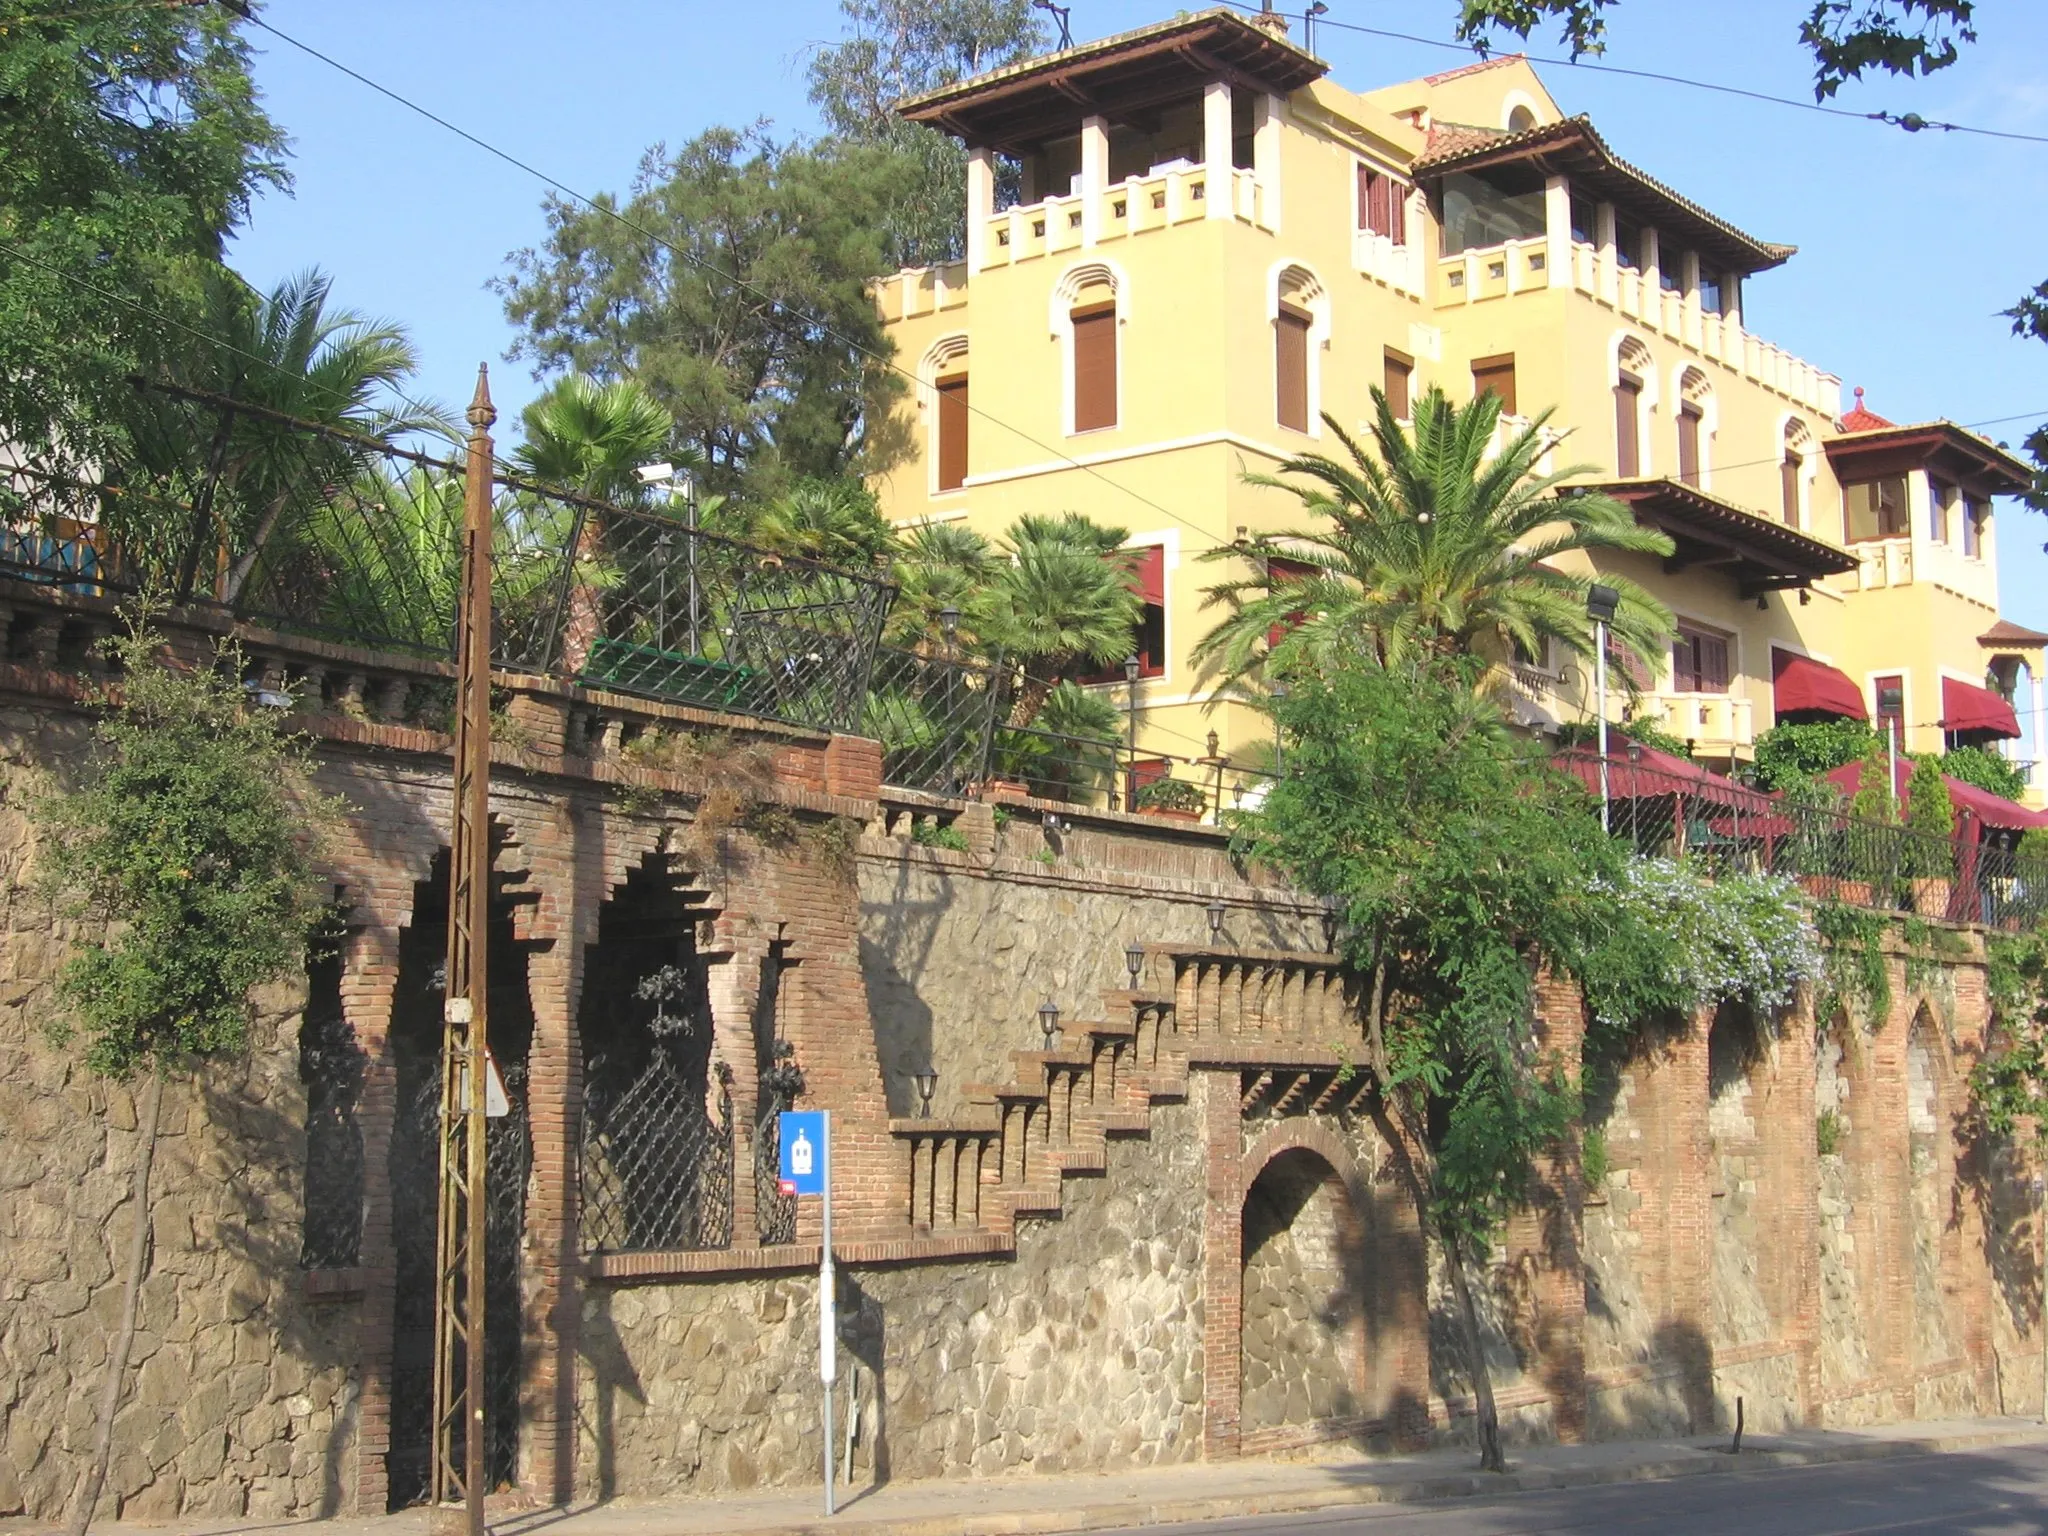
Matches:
[972,512,1142,727]
[740,477,898,569]
[514,375,675,672]
[188,269,443,607]
[887,521,994,653]
[1194,387,1674,694]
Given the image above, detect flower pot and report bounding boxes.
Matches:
[984,778,1031,803]
[1911,877,1953,919]
[1139,806,1202,823]
[1801,875,1872,906]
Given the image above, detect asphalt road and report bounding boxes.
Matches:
[1128,1445,2048,1536]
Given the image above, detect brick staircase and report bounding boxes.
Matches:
[889,945,1364,1249]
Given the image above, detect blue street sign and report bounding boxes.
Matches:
[778,1110,828,1197]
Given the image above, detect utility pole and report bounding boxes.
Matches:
[433,367,495,1536]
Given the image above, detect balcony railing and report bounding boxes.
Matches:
[973,164,1268,273]
[1634,691,1755,756]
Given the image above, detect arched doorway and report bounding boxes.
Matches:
[1238,1148,1363,1434]
[1906,1010,1954,1373]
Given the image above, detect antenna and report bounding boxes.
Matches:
[1033,0,1073,50]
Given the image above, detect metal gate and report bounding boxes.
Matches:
[388,1038,528,1507]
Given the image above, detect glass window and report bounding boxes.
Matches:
[1357,166,1409,243]
[1845,477,1909,541]
[1440,167,1546,254]
[1780,450,1802,528]
[1964,495,1987,558]
[1569,188,1598,244]
[1613,212,1644,271]
[1874,674,1905,741]
[1659,252,1680,292]
[1472,354,1517,416]
[1698,272,1724,315]
[1383,349,1413,420]
[1928,479,1954,543]
[1672,624,1731,695]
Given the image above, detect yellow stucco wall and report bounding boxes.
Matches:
[869,35,2027,787]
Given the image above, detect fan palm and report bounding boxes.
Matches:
[972,513,1142,727]
[183,269,443,607]
[1194,386,1675,693]
[513,374,673,501]
[741,477,897,569]
[887,521,995,652]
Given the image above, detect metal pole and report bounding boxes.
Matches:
[820,1112,836,1516]
[686,479,701,658]
[1595,619,1611,833]
[433,368,494,1536]
[1888,715,1900,801]
[1125,669,1139,811]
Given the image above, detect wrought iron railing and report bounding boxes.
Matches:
[0,382,894,735]
[863,646,1011,796]
[580,1053,734,1253]
[1558,748,2048,929]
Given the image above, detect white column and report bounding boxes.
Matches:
[965,147,995,274]
[1596,203,1618,304]
[1080,115,1109,246]
[1254,94,1284,232]
[1722,271,1744,364]
[1203,81,1233,222]
[1543,176,1570,289]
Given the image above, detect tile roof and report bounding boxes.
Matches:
[1837,387,1895,432]
[1423,53,1529,85]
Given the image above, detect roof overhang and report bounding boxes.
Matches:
[1585,477,1858,596]
[1981,618,2048,651]
[896,9,1327,154]
[1411,115,1795,276]
[1823,421,2034,497]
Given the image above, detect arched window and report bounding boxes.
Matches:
[1613,335,1656,478]
[1675,366,1713,488]
[1268,261,1330,436]
[1050,260,1128,436]
[1781,417,1814,529]
[922,334,970,495]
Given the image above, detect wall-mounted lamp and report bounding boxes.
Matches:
[913,1065,938,1117]
[1038,998,1061,1050]
[1042,810,1070,835]
[1320,893,1342,953]
[1206,899,1226,939]
[1124,941,1146,985]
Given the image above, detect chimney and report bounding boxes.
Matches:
[1249,1,1290,37]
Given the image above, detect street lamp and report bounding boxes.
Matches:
[1586,584,1621,832]
[939,605,960,649]
[637,461,700,655]
[1038,998,1061,1050]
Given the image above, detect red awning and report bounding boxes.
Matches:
[1940,675,2021,739]
[1771,651,1867,722]
[1555,743,1767,811]
[1824,759,2048,831]
[1129,545,1165,605]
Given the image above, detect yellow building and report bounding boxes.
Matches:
[869,8,2040,803]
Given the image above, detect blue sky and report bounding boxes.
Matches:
[228,0,2048,616]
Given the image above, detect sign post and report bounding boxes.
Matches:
[778,1110,833,1515]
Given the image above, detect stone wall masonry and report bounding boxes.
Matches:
[1,599,2046,1523]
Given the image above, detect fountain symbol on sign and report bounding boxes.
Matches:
[779,1110,826,1198]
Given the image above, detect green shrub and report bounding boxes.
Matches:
[1901,754,1956,879]
[1580,1126,1610,1190]
[911,819,970,853]
[1135,776,1206,813]
[1751,718,1877,791]
[1816,1108,1844,1157]
[1942,743,2027,801]
[1556,714,1693,759]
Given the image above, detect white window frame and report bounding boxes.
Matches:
[1049,258,1130,438]
[1267,259,1332,438]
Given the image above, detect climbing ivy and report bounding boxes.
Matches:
[1813,899,1890,1030]
[1973,926,2048,1142]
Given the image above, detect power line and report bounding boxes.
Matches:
[0,238,453,432]
[1231,1,2048,146]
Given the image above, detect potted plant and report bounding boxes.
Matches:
[1901,754,1956,917]
[1841,736,1901,906]
[1780,774,1850,902]
[1135,775,1207,822]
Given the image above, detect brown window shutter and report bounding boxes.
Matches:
[1071,304,1117,432]
[1275,306,1311,433]
[1780,454,1800,526]
[1357,163,1372,231]
[1383,349,1413,420]
[1677,403,1701,486]
[1389,179,1407,245]
[1615,375,1641,476]
[1471,353,1516,416]
[935,373,968,491]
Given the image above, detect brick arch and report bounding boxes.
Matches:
[1905,997,1955,1081]
[1239,1120,1371,1210]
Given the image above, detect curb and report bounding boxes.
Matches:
[726,1425,2048,1536]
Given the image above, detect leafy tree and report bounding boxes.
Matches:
[971,513,1141,727]
[497,128,911,503]
[1848,731,1899,824]
[1942,742,2028,801]
[1749,717,1878,790]
[806,0,1048,268]
[36,619,336,1534]
[1249,652,1810,1473]
[0,0,286,463]
[1450,1,2044,503]
[1195,388,1674,693]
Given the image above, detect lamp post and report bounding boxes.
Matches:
[1123,654,1142,810]
[940,605,961,792]
[1587,584,1622,832]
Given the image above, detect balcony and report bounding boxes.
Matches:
[1635,690,1755,759]
[1845,535,1997,607]
[971,165,1269,274]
